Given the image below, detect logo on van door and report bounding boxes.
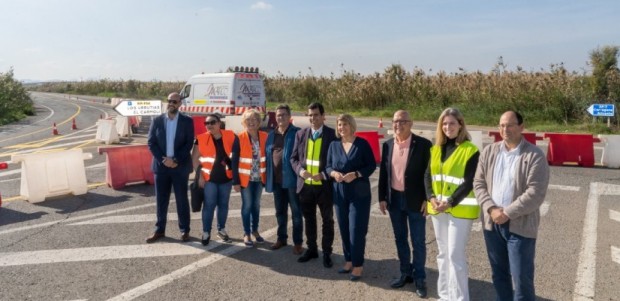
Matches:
[205,84,228,100]
[239,83,262,98]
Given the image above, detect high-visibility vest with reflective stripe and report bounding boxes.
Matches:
[238,131,267,187]
[427,141,479,219]
[197,130,235,182]
[305,137,322,185]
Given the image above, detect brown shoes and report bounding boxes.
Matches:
[180,232,190,242]
[293,244,303,255]
[271,241,288,250]
[146,232,165,243]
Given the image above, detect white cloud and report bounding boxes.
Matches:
[251,1,272,10]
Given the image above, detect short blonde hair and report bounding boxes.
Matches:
[335,114,357,138]
[241,109,262,128]
[434,107,471,146]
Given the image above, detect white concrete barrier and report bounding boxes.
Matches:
[115,116,132,137]
[95,119,120,144]
[290,116,311,129]
[11,149,93,203]
[598,134,620,168]
[470,130,484,151]
[222,115,245,134]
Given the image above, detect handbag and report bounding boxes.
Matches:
[190,166,204,212]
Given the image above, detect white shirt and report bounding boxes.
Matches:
[492,140,523,208]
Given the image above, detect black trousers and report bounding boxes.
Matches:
[299,184,334,254]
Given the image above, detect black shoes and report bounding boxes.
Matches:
[146,232,165,243]
[415,279,428,298]
[390,275,414,288]
[323,253,333,268]
[297,250,319,263]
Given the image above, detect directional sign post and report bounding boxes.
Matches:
[587,104,615,117]
[587,103,616,127]
[114,100,162,116]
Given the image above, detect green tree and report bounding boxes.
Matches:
[0,68,34,125]
[590,45,619,99]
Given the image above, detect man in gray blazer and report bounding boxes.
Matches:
[474,111,550,301]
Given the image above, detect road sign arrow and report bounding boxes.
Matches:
[114,100,162,116]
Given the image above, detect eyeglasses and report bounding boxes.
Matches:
[392,120,411,124]
[498,123,518,129]
[168,99,181,104]
[205,120,218,126]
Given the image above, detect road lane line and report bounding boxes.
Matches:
[573,182,601,301]
[612,246,620,265]
[68,208,278,226]
[0,243,212,267]
[549,184,580,191]
[610,209,620,223]
[573,182,620,301]
[0,203,155,236]
[107,225,279,301]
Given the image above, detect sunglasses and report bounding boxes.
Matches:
[205,120,218,126]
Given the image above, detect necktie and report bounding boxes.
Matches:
[312,131,319,140]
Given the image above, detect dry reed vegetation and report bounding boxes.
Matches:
[265,63,617,128]
[29,63,619,130]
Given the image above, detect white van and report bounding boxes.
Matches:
[179,67,266,116]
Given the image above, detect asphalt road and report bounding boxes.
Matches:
[0,93,619,300]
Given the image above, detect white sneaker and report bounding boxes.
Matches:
[217,229,231,242]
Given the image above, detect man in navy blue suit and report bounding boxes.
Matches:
[146,92,195,243]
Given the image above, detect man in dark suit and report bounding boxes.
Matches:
[379,110,432,298]
[146,92,195,243]
[290,102,336,268]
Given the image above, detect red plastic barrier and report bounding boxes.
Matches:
[0,161,6,207]
[98,145,155,189]
[543,133,595,167]
[192,116,207,137]
[356,131,381,164]
[266,111,277,129]
[488,131,540,145]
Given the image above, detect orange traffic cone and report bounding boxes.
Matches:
[52,122,59,135]
[72,118,77,130]
[378,118,383,128]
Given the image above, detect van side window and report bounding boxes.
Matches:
[182,85,191,99]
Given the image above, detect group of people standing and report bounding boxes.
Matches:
[146,92,550,300]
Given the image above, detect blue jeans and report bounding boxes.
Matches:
[202,181,232,234]
[154,171,190,234]
[388,190,427,280]
[272,183,303,245]
[483,222,537,301]
[241,181,263,235]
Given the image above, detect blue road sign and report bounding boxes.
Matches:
[587,104,615,117]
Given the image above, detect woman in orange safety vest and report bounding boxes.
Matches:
[237,109,268,247]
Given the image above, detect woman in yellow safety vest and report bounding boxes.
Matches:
[192,114,240,246]
[424,108,480,301]
[237,109,268,247]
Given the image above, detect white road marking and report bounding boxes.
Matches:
[549,184,581,191]
[610,209,620,223]
[0,203,155,236]
[612,246,620,265]
[573,182,620,301]
[0,243,213,267]
[68,208,277,226]
[107,225,279,301]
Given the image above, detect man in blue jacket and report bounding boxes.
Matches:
[146,92,195,243]
[265,104,303,254]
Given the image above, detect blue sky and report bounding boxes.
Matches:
[1,0,618,81]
